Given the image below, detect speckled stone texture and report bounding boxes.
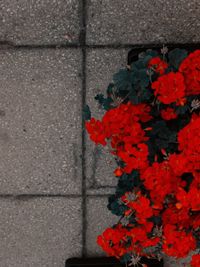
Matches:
[87,0,200,44]
[85,49,128,191]
[0,49,82,194]
[0,0,80,45]
[0,0,200,266]
[0,197,82,267]
[86,197,118,255]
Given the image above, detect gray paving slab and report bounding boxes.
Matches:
[85,49,128,191]
[86,196,118,256]
[0,197,82,267]
[86,0,200,45]
[86,187,115,196]
[0,49,82,194]
[0,0,80,45]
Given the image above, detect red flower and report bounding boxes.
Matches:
[114,167,123,177]
[161,107,178,120]
[85,118,106,145]
[121,192,153,224]
[163,225,196,258]
[191,254,200,267]
[178,114,200,171]
[162,205,190,229]
[151,72,186,105]
[168,153,190,176]
[179,50,200,95]
[97,225,129,258]
[141,161,179,209]
[129,222,160,252]
[118,143,149,173]
[148,57,168,75]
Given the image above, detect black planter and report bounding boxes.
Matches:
[65,257,163,267]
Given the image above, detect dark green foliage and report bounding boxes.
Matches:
[120,253,132,264]
[168,48,188,70]
[174,104,190,115]
[138,49,159,60]
[112,51,157,104]
[107,195,127,216]
[113,69,132,92]
[82,105,91,121]
[108,171,144,216]
[147,121,177,162]
[149,216,162,226]
[116,171,142,196]
[106,83,115,95]
[95,94,113,110]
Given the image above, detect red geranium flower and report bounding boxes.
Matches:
[163,225,196,258]
[179,50,200,95]
[85,118,106,145]
[151,72,186,105]
[178,114,200,171]
[97,225,129,258]
[191,254,200,267]
[148,56,168,75]
[161,107,178,120]
[118,143,149,173]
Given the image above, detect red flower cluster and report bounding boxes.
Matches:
[86,49,200,266]
[179,50,200,95]
[163,225,196,258]
[86,102,152,173]
[97,224,129,258]
[141,161,181,209]
[150,50,200,105]
[121,191,154,224]
[160,107,177,120]
[148,57,168,75]
[97,221,160,258]
[178,114,200,171]
[151,72,186,105]
[191,254,200,267]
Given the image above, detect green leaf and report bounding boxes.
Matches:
[106,83,115,95]
[95,94,113,110]
[120,253,132,264]
[107,195,127,216]
[145,49,159,58]
[168,48,188,70]
[147,121,178,162]
[175,105,189,115]
[82,105,91,121]
[138,69,149,87]
[113,69,132,91]
[149,216,162,225]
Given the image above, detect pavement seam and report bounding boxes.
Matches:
[0,194,112,199]
[80,0,88,258]
[0,42,200,50]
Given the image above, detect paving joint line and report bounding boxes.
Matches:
[0,42,200,50]
[80,0,88,258]
[0,193,113,199]
[0,194,82,199]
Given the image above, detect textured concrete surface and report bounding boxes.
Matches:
[87,0,200,44]
[0,49,82,194]
[0,197,82,267]
[0,0,199,266]
[0,0,80,45]
[86,197,118,256]
[85,49,128,190]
